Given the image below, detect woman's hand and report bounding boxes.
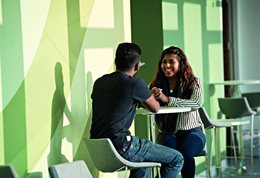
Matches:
[151,87,169,103]
[151,87,161,99]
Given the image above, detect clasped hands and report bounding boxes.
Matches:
[151,87,169,103]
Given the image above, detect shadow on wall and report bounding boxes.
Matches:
[74,71,99,178]
[47,64,98,177]
[48,62,71,166]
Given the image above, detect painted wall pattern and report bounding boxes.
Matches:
[0,0,223,177]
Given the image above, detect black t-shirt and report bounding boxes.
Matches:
[90,71,152,150]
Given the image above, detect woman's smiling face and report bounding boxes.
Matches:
[161,54,179,78]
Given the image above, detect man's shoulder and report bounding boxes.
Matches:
[95,72,115,82]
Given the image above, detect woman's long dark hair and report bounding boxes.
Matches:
[151,46,196,99]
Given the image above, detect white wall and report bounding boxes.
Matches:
[232,0,260,92]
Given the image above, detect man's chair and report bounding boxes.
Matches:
[0,164,20,178]
[86,138,161,178]
[218,97,256,163]
[198,107,250,176]
[48,160,93,178]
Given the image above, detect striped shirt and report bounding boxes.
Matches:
[167,78,204,132]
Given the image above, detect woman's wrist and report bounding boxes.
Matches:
[160,94,169,103]
[165,96,169,103]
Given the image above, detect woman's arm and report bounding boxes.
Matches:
[168,79,202,109]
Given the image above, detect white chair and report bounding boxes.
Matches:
[241,92,260,113]
[218,97,256,164]
[0,164,20,178]
[86,138,161,178]
[199,107,251,176]
[48,160,93,178]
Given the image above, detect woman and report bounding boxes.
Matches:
[150,46,206,178]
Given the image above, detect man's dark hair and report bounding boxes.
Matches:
[115,42,141,71]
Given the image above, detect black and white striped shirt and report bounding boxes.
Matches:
[167,78,204,132]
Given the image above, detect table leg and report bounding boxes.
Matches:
[147,114,155,142]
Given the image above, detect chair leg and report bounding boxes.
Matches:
[238,124,247,174]
[157,167,161,178]
[125,166,128,178]
[205,153,211,178]
[230,127,238,164]
[215,128,221,168]
[215,128,223,178]
[250,114,254,165]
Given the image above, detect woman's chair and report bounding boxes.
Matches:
[86,138,161,178]
[218,97,256,164]
[48,160,93,178]
[194,150,211,178]
[199,107,250,176]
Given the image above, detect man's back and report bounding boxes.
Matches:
[90,71,151,149]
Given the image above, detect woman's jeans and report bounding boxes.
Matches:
[120,136,184,178]
[157,127,206,178]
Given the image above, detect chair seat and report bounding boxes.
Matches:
[195,150,207,157]
[213,118,250,127]
[86,138,161,173]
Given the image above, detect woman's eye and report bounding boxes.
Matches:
[162,60,175,64]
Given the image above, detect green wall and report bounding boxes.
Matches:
[131,0,225,175]
[0,0,224,177]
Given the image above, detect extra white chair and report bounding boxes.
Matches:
[86,138,161,178]
[241,92,260,113]
[0,164,19,178]
[48,160,93,178]
[199,107,250,176]
[218,97,256,163]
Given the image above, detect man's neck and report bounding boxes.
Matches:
[117,69,136,77]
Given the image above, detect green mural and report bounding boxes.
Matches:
[0,0,224,177]
[0,0,130,177]
[0,1,27,177]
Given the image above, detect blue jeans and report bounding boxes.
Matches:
[157,127,206,178]
[120,136,184,178]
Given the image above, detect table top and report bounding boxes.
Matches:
[210,79,260,86]
[136,106,192,115]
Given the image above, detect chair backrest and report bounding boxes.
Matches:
[198,107,215,129]
[48,160,93,178]
[0,165,20,178]
[86,138,125,172]
[218,97,256,118]
[86,138,161,172]
[241,92,260,110]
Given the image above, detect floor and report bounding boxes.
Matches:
[196,156,260,178]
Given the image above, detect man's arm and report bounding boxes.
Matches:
[140,95,160,113]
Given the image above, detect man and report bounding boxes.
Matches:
[90,42,183,178]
